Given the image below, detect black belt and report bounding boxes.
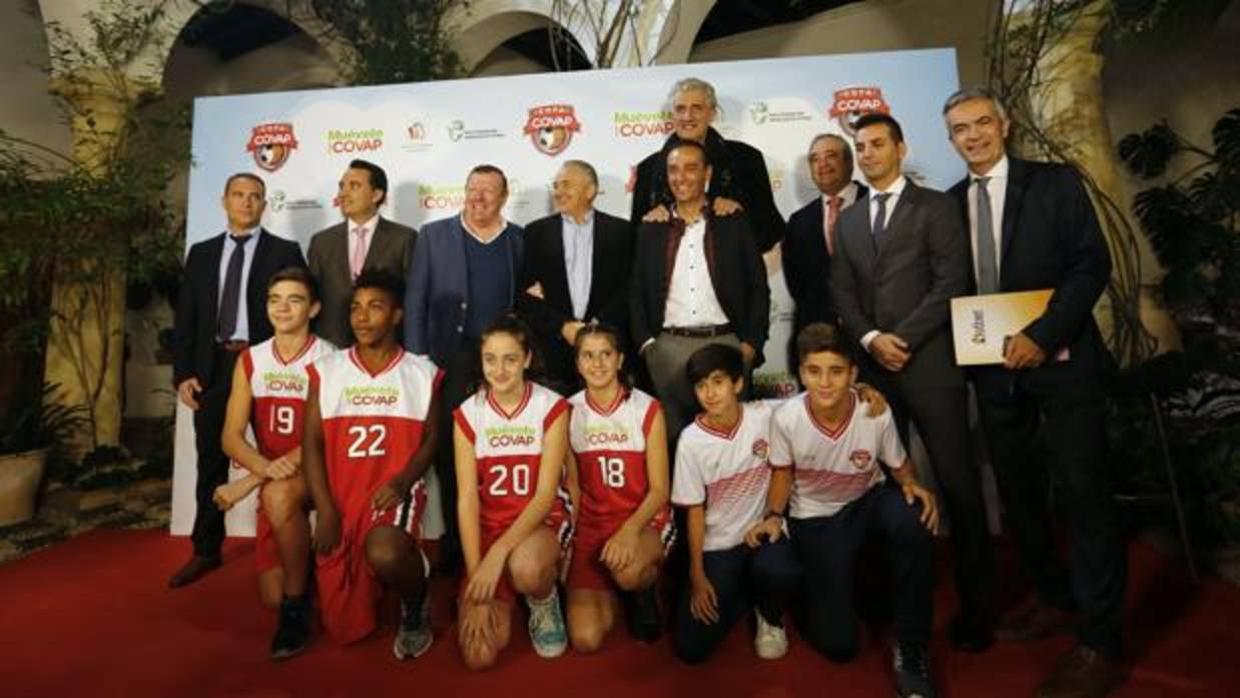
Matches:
[216,340,249,353]
[662,324,732,339]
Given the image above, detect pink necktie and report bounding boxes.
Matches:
[350,226,367,280]
[825,196,842,256]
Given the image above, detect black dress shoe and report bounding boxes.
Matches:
[948,614,995,653]
[168,554,221,588]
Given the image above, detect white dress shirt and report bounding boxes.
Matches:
[217,226,261,342]
[561,211,595,320]
[663,214,729,328]
[968,156,1009,286]
[860,176,908,351]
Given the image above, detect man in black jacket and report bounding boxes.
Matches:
[630,140,770,448]
[945,86,1125,698]
[171,172,307,588]
[519,160,633,392]
[630,77,784,252]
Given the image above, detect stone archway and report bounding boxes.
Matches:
[446,0,602,73]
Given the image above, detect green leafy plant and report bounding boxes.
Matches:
[0,383,88,458]
[1112,108,1240,547]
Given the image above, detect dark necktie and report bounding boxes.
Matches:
[974,177,999,294]
[871,193,892,244]
[217,234,252,341]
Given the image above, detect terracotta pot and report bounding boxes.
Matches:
[0,448,48,526]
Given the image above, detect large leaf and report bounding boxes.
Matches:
[1119,122,1180,178]
[1212,108,1240,167]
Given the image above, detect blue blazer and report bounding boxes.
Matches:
[404,215,524,366]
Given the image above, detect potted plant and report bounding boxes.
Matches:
[0,382,86,526]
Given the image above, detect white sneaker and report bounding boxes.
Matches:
[527,588,568,659]
[754,612,788,659]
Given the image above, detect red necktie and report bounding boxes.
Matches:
[824,195,842,256]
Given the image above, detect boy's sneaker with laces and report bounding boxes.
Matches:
[393,590,433,660]
[754,612,789,660]
[893,642,936,698]
[270,596,311,661]
[527,587,568,658]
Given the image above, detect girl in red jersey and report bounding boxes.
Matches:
[454,315,572,669]
[564,323,673,652]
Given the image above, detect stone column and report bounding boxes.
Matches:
[43,69,159,454]
[1027,0,1179,361]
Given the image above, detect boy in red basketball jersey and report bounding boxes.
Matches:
[302,269,442,660]
[218,267,336,660]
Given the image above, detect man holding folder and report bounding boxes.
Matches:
[944,87,1125,698]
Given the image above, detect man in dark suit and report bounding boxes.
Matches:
[630,140,769,447]
[782,133,868,373]
[945,87,1124,698]
[518,160,633,392]
[171,172,307,587]
[830,114,995,653]
[630,77,784,252]
[308,159,416,347]
[405,164,524,569]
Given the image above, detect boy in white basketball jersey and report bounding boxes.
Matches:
[218,267,336,660]
[302,270,441,660]
[750,323,939,698]
[670,343,799,664]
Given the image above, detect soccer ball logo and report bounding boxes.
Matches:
[828,87,891,138]
[524,104,580,157]
[246,123,298,173]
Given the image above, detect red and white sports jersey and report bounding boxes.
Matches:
[307,347,442,520]
[569,388,661,528]
[454,382,570,533]
[769,391,907,519]
[671,401,777,551]
[241,335,337,459]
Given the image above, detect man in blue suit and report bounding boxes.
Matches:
[405,164,524,569]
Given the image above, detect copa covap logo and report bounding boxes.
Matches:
[524,104,580,157]
[828,87,891,137]
[246,122,298,172]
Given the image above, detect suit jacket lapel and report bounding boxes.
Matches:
[585,215,608,317]
[206,234,225,325]
[365,218,391,269]
[1000,158,1028,280]
[875,183,915,260]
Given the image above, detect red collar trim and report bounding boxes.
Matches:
[488,382,533,420]
[348,345,403,378]
[804,392,855,441]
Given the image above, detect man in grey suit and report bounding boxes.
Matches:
[830,113,996,660]
[308,159,416,347]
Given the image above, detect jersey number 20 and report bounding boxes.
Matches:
[488,463,531,497]
[347,425,387,458]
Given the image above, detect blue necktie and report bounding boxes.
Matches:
[871,193,892,244]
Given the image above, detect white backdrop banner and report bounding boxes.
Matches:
[172,49,963,537]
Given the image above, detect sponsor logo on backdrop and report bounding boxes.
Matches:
[403,121,433,153]
[613,110,674,138]
[446,119,505,142]
[247,123,298,172]
[828,87,891,136]
[749,101,812,126]
[269,190,323,212]
[523,104,580,156]
[326,127,383,155]
[419,184,466,210]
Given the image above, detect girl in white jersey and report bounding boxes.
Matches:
[454,314,572,669]
[564,323,673,652]
[218,267,335,660]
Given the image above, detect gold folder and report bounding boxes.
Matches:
[950,289,1053,366]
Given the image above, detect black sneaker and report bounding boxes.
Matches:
[893,642,936,698]
[270,596,311,661]
[623,588,663,643]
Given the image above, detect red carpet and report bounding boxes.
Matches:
[0,529,1233,697]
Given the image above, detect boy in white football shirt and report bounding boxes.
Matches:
[749,323,939,698]
[670,343,799,663]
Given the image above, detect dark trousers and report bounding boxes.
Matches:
[673,539,799,664]
[189,347,240,557]
[644,331,745,456]
[434,337,481,562]
[864,369,995,624]
[977,386,1125,658]
[790,485,934,660]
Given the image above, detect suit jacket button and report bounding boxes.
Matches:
[456,325,464,332]
[460,301,467,309]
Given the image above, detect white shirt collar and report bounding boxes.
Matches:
[226,225,261,240]
[348,213,380,234]
[560,209,595,227]
[870,174,907,197]
[460,213,508,243]
[822,181,859,206]
[971,156,1009,182]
